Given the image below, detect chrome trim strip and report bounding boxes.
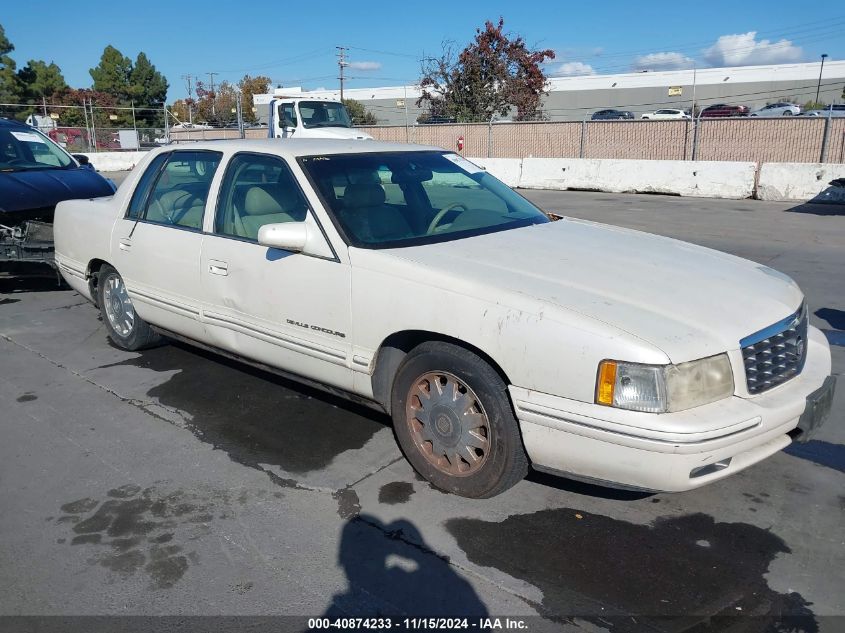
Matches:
[59,262,86,279]
[203,311,347,365]
[515,399,761,445]
[740,303,805,348]
[128,288,201,317]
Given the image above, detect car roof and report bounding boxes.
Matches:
[152,138,444,158]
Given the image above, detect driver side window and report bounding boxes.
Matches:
[214,153,309,241]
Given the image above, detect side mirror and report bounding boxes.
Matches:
[73,154,93,169]
[258,222,308,252]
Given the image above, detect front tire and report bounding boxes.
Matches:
[390,341,528,498]
[97,264,162,351]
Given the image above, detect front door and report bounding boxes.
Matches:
[199,151,353,391]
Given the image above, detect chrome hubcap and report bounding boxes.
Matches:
[102,274,135,338]
[406,372,491,476]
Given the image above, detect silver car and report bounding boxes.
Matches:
[802,105,845,118]
[749,102,801,117]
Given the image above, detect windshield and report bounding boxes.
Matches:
[298,101,353,129]
[300,151,549,248]
[0,127,74,172]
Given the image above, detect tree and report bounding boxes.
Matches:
[90,45,133,102]
[417,18,554,122]
[238,74,271,123]
[0,24,22,110]
[48,88,118,127]
[128,52,168,107]
[194,79,239,125]
[127,52,168,125]
[343,98,377,125]
[18,60,67,101]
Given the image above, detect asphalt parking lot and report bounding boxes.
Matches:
[1,185,843,631]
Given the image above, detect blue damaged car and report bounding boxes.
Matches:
[1,117,115,269]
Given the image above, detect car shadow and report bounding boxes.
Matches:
[0,266,63,295]
[784,183,845,216]
[526,469,653,501]
[816,307,845,330]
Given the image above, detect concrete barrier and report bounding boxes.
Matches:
[79,151,148,172]
[518,158,757,199]
[757,163,845,202]
[469,157,522,187]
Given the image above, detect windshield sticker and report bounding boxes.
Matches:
[443,153,483,174]
[10,131,46,144]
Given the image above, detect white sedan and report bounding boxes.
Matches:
[54,140,835,498]
[640,109,690,120]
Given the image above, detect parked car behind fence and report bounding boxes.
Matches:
[591,109,635,121]
[750,103,801,117]
[700,104,750,118]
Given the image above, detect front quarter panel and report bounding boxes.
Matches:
[350,248,669,403]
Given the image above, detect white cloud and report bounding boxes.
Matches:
[552,62,595,77]
[633,52,695,71]
[347,61,381,71]
[703,32,802,66]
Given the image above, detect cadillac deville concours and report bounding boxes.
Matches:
[54,139,835,498]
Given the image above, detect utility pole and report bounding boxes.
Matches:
[181,74,195,123]
[207,72,218,116]
[336,47,348,101]
[815,54,828,106]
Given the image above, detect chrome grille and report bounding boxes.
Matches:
[740,305,808,395]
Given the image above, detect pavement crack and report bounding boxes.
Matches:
[1,333,191,428]
[347,456,405,488]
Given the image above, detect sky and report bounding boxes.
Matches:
[2,0,843,102]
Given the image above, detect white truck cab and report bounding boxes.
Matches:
[267,91,373,140]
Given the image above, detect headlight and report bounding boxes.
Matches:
[596,354,734,413]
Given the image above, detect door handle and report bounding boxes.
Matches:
[118,239,131,251]
[208,260,228,276]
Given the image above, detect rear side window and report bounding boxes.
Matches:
[126,153,169,219]
[142,151,222,230]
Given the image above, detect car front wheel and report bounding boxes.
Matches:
[97,264,162,351]
[390,341,528,498]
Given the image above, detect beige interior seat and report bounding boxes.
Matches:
[146,185,206,229]
[233,184,307,240]
[339,183,413,242]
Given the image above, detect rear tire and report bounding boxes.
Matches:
[390,341,528,498]
[97,264,162,351]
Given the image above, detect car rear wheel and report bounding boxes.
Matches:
[390,341,528,498]
[98,264,162,351]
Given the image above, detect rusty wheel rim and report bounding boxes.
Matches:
[405,371,491,477]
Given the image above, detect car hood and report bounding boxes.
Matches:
[0,167,115,217]
[379,219,804,363]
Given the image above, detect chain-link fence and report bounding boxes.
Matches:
[0,101,170,152]
[357,117,845,164]
[5,99,843,163]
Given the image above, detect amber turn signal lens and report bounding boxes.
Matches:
[596,360,617,406]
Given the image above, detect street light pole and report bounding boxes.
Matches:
[815,54,828,105]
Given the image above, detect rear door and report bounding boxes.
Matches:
[111,150,222,341]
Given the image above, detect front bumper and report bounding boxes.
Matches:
[510,326,834,492]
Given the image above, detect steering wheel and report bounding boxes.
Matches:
[427,202,468,234]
